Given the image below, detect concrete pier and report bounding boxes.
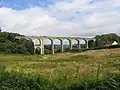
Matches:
[16,36,96,55]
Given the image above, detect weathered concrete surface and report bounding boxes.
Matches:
[16,36,96,55]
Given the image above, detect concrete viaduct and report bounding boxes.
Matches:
[16,36,96,55]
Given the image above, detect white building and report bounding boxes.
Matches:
[112,41,118,45]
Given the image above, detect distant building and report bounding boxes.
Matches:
[112,41,118,46]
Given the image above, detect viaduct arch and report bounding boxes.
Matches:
[16,36,96,55]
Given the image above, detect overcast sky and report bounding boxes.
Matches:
[0,0,120,38]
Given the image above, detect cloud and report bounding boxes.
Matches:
[0,0,120,38]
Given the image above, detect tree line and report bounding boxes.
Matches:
[0,32,34,54]
[87,33,119,48]
[95,33,120,47]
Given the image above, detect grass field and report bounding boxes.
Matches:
[0,48,120,89]
[0,48,120,78]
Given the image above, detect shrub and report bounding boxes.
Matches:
[44,49,51,54]
[17,44,28,54]
[0,43,6,52]
[0,66,52,90]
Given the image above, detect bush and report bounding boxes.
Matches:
[0,67,51,90]
[0,43,6,52]
[0,66,120,90]
[17,44,28,54]
[44,49,51,54]
[6,42,17,53]
[21,39,34,54]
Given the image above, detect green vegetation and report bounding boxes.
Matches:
[0,31,120,89]
[94,33,120,47]
[0,48,120,89]
[0,67,120,90]
[0,32,34,54]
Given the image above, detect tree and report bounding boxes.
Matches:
[95,33,119,47]
[0,32,34,54]
[6,41,17,53]
[88,40,94,48]
[0,27,2,32]
[0,43,6,52]
[22,39,34,54]
[17,44,28,54]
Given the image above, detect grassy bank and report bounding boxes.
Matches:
[0,48,120,89]
[0,66,120,90]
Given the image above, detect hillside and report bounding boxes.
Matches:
[0,48,120,76]
[0,48,120,89]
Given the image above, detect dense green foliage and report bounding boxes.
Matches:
[0,66,120,90]
[0,47,119,90]
[95,33,120,47]
[0,32,34,54]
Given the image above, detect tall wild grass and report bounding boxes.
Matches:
[0,65,120,90]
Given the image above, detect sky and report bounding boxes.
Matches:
[0,0,120,38]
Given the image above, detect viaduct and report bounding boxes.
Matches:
[16,36,96,55]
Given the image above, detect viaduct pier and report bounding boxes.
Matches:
[16,36,96,55]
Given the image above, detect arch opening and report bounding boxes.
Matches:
[54,38,62,53]
[80,39,86,49]
[43,38,54,54]
[88,40,95,48]
[62,38,71,51]
[30,38,41,54]
[71,39,79,49]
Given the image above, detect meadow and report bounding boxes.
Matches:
[0,48,120,90]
